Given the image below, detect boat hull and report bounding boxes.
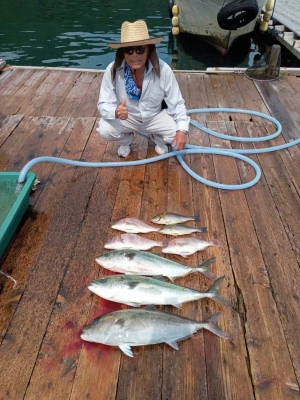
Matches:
[172,0,267,54]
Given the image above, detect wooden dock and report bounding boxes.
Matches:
[0,66,299,400]
[261,0,300,60]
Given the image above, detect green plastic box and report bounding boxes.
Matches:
[0,172,36,260]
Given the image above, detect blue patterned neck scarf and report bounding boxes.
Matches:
[124,61,148,101]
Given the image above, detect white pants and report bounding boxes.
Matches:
[97,110,177,147]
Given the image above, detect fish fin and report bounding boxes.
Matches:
[203,312,231,340]
[119,344,134,357]
[196,257,217,281]
[151,251,165,256]
[167,276,176,282]
[206,276,233,308]
[151,275,167,282]
[144,304,158,310]
[166,340,179,350]
[171,303,182,309]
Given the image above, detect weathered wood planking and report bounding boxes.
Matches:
[0,67,299,400]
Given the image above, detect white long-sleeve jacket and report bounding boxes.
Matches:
[97,59,190,132]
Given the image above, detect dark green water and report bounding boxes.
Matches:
[0,0,297,70]
[0,181,18,227]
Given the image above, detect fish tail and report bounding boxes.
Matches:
[160,240,169,247]
[206,276,233,307]
[193,215,200,222]
[195,257,217,280]
[211,239,221,247]
[203,312,231,340]
[199,226,208,233]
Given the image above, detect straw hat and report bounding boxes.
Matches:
[108,20,163,49]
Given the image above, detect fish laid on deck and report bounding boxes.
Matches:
[151,212,200,225]
[112,217,159,233]
[162,238,220,257]
[88,275,232,308]
[104,233,164,250]
[95,250,217,280]
[159,224,208,236]
[81,308,231,357]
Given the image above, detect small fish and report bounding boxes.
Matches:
[159,224,208,236]
[111,217,159,234]
[151,212,200,225]
[162,238,220,257]
[95,250,217,281]
[88,275,232,308]
[104,233,164,250]
[81,308,230,357]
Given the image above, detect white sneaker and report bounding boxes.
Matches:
[149,135,168,155]
[118,145,131,158]
[155,144,168,155]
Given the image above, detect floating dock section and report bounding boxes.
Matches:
[261,0,300,59]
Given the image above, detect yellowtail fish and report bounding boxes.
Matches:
[95,250,217,281]
[81,308,230,357]
[111,217,159,233]
[162,238,220,257]
[104,233,164,250]
[159,224,208,236]
[151,212,200,225]
[88,275,232,308]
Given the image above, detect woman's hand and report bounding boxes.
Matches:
[115,98,128,120]
[172,130,187,151]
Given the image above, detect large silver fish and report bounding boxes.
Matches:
[95,250,216,281]
[162,238,220,257]
[112,217,159,233]
[159,224,208,236]
[104,233,164,250]
[151,212,200,225]
[81,308,230,357]
[88,275,232,308]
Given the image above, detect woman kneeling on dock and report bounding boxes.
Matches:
[97,19,190,157]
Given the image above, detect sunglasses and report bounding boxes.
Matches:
[123,46,147,55]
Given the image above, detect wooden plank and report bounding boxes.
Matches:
[0,69,299,399]
[211,74,249,121]
[0,70,50,116]
[161,135,211,400]
[23,124,122,400]
[71,133,150,400]
[203,74,226,120]
[55,72,99,117]
[80,74,102,118]
[0,118,95,399]
[0,68,36,95]
[0,114,24,147]
[255,80,299,142]
[234,121,300,384]
[0,68,16,89]
[110,142,167,400]
[17,70,80,117]
[209,120,299,399]
[187,73,209,122]
[0,117,93,342]
[234,74,271,122]
[188,119,255,400]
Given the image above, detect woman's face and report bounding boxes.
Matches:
[123,45,150,71]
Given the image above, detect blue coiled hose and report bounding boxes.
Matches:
[17,108,300,190]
